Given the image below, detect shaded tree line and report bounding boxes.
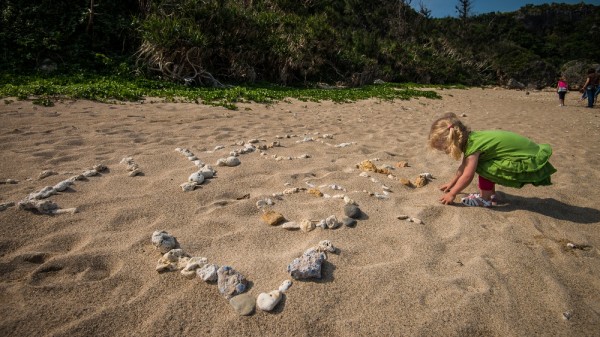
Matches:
[1,0,599,87]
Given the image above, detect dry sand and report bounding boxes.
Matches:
[0,88,599,336]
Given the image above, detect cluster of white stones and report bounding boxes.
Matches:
[174,148,217,191]
[120,156,143,177]
[16,164,107,214]
[151,230,292,315]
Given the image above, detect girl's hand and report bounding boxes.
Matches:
[439,183,453,193]
[440,192,456,205]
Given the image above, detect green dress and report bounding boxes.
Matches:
[464,130,557,188]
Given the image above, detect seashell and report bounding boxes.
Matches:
[281,221,300,230]
[414,175,428,188]
[359,172,370,178]
[230,293,255,316]
[256,290,282,311]
[419,172,434,180]
[214,145,225,151]
[151,230,178,253]
[409,217,424,224]
[38,170,57,180]
[82,170,98,177]
[307,188,323,197]
[335,142,353,148]
[261,210,285,226]
[53,180,73,192]
[181,257,208,279]
[382,185,391,192]
[180,182,198,192]
[300,219,316,232]
[325,215,341,229]
[0,201,16,211]
[278,280,292,292]
[217,266,248,299]
[374,193,389,199]
[188,171,205,184]
[197,263,219,282]
[316,240,336,253]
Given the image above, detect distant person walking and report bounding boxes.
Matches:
[581,68,599,108]
[556,77,568,106]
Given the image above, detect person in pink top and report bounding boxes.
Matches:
[557,77,568,106]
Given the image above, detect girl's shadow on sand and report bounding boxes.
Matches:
[493,192,600,224]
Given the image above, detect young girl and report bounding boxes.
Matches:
[428,113,557,207]
[557,77,568,106]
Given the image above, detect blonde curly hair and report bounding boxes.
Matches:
[428,113,470,160]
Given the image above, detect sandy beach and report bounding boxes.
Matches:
[0,87,599,336]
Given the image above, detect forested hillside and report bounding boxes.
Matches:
[1,0,598,88]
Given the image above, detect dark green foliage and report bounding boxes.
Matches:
[0,1,599,88]
[0,0,139,72]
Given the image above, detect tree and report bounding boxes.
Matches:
[455,0,472,21]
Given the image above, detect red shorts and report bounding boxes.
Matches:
[478,176,495,190]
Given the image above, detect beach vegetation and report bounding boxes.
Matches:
[0,0,599,105]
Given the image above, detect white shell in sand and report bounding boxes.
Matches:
[278,280,292,292]
[181,257,208,278]
[53,180,73,192]
[216,156,241,167]
[281,221,300,230]
[256,290,282,311]
[180,182,198,192]
[188,172,205,184]
[316,240,336,253]
[300,219,315,232]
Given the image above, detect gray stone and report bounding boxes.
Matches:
[344,204,361,219]
[217,266,247,299]
[287,248,326,279]
[229,293,255,316]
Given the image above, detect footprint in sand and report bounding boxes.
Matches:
[28,253,123,286]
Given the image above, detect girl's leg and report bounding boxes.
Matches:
[478,176,496,201]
